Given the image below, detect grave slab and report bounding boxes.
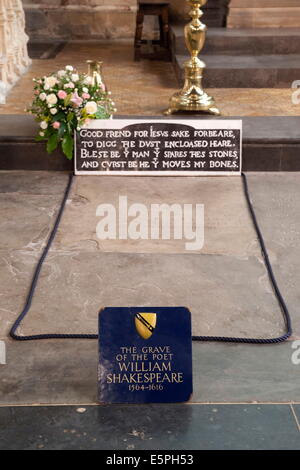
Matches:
[0,171,299,406]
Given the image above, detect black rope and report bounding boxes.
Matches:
[9,174,97,341]
[10,172,292,344]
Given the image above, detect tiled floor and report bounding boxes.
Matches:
[0,405,299,450]
[0,42,299,117]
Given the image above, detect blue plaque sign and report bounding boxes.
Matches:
[98,307,193,403]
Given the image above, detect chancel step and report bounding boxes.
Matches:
[170,27,300,56]
[1,115,300,172]
[170,24,300,88]
[174,53,300,88]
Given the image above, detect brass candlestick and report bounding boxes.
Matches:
[86,60,106,90]
[164,0,220,116]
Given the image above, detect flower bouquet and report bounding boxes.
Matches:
[28,65,116,159]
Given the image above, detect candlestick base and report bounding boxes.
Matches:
[164,93,220,116]
[164,57,220,116]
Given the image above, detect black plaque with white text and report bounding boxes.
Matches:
[75,119,242,176]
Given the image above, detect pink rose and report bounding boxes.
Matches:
[52,122,60,129]
[82,93,90,100]
[100,83,106,91]
[58,90,67,99]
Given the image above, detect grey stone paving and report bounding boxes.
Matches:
[53,175,260,257]
[1,340,299,405]
[0,171,299,405]
[0,404,299,450]
[3,251,284,338]
[246,173,300,338]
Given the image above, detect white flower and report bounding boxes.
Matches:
[66,65,74,72]
[40,121,48,130]
[82,87,89,93]
[44,76,58,89]
[57,70,67,77]
[83,76,93,85]
[64,82,75,89]
[46,93,58,105]
[39,92,46,101]
[84,101,98,115]
[71,73,79,82]
[50,108,58,115]
[39,131,45,137]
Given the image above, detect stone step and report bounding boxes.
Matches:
[170,26,300,56]
[199,0,230,28]
[227,4,300,29]
[0,115,299,172]
[27,41,66,60]
[174,53,300,88]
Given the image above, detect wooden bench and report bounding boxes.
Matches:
[134,1,170,61]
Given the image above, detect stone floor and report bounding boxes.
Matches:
[0,404,299,450]
[1,174,285,339]
[0,42,299,117]
[1,41,300,451]
[0,170,300,449]
[0,170,300,403]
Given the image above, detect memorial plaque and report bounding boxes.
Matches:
[98,307,193,404]
[75,119,242,176]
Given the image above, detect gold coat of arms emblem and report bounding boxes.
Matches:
[135,313,157,340]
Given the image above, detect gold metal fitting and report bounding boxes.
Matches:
[164,0,220,116]
[86,60,106,90]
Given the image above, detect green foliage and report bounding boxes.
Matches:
[62,134,74,160]
[46,132,59,154]
[27,66,116,160]
[95,107,110,119]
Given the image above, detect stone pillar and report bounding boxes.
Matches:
[228,0,300,28]
[22,0,138,40]
[0,0,31,104]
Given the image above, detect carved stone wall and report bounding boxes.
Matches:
[22,0,138,40]
[228,0,300,28]
[0,0,31,104]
